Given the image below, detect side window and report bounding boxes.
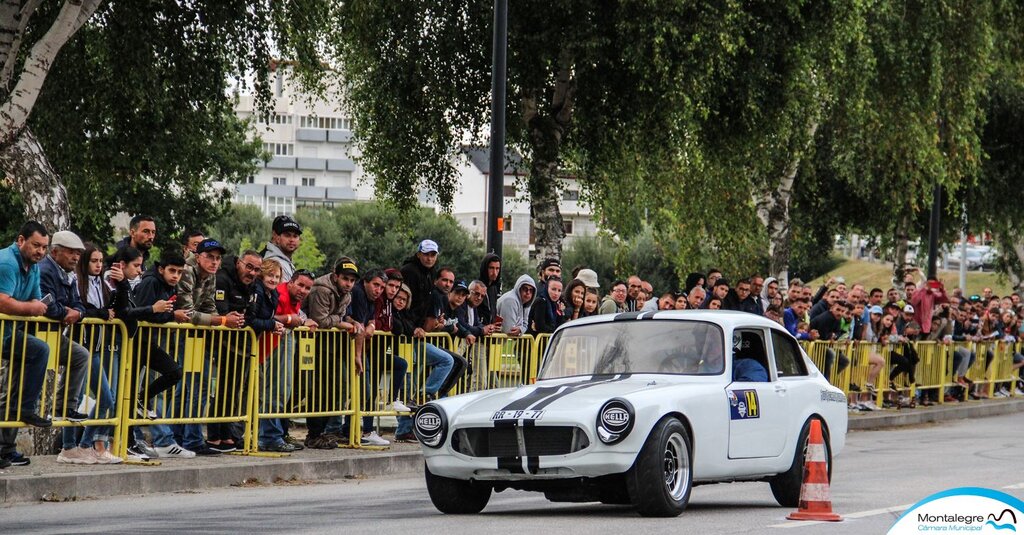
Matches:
[771,330,808,377]
[732,329,770,382]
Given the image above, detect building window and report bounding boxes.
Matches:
[263,142,294,156]
[472,216,477,226]
[563,219,574,235]
[267,196,294,217]
[272,176,287,185]
[301,177,316,187]
[300,115,355,130]
[503,216,513,232]
[562,189,580,201]
[246,176,255,184]
[503,185,517,197]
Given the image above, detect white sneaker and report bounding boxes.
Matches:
[860,401,881,411]
[154,444,196,459]
[91,449,123,464]
[360,431,390,446]
[392,400,412,412]
[57,447,97,465]
[1014,388,1024,396]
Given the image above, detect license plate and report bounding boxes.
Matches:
[491,410,545,421]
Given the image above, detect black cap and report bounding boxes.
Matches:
[538,258,560,271]
[453,280,470,294]
[195,239,226,255]
[273,215,302,235]
[334,256,359,277]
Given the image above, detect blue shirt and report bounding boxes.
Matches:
[0,242,42,302]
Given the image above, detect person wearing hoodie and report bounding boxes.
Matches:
[477,253,501,323]
[759,276,779,314]
[497,274,537,334]
[529,276,565,335]
[301,257,358,449]
[262,215,301,282]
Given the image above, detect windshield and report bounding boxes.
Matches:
[538,320,725,379]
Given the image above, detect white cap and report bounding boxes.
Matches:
[51,230,85,251]
[575,268,600,289]
[903,304,915,313]
[418,239,439,254]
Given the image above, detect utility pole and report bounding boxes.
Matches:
[485,0,508,259]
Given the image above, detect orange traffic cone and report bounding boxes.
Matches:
[786,419,842,522]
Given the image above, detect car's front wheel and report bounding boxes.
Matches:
[626,417,692,517]
[424,464,491,514]
[769,417,832,508]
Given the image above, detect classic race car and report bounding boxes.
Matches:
[414,311,848,517]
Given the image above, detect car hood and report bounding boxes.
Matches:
[441,374,716,422]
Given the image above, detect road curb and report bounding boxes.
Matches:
[848,397,1024,430]
[0,450,424,505]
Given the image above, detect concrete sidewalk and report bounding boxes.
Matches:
[2,397,1021,505]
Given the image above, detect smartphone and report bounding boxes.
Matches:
[41,293,54,306]
[494,315,503,325]
[168,295,177,303]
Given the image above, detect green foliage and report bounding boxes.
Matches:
[561,234,618,294]
[292,228,327,273]
[208,204,268,260]
[3,0,338,247]
[238,237,254,257]
[294,202,487,281]
[561,227,681,295]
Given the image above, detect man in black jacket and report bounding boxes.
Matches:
[477,253,501,324]
[207,250,261,451]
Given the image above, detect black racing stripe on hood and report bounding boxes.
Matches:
[498,456,524,474]
[528,374,632,411]
[497,376,606,412]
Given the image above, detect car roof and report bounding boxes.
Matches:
[555,310,785,333]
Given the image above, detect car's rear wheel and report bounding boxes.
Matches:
[769,417,832,508]
[626,417,692,517]
[424,464,491,514]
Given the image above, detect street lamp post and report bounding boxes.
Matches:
[485,0,508,259]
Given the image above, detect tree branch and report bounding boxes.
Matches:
[0,0,44,90]
[0,0,102,145]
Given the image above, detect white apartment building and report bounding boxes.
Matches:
[231,69,598,256]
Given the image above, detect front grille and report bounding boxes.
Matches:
[452,426,589,457]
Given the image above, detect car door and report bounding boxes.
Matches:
[727,327,791,459]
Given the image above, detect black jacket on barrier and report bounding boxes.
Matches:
[134,267,177,324]
[215,256,258,317]
[112,276,170,338]
[391,307,417,338]
[456,303,484,338]
[477,253,501,324]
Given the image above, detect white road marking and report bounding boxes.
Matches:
[770,503,913,528]
[1004,483,1024,489]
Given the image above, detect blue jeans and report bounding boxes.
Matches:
[1,326,50,417]
[421,342,454,395]
[171,333,212,451]
[67,353,117,449]
[259,334,295,447]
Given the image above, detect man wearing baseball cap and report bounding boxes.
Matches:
[37,230,91,439]
[264,215,302,282]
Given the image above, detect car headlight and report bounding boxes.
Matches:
[596,398,634,444]
[413,404,448,448]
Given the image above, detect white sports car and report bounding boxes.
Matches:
[414,311,848,517]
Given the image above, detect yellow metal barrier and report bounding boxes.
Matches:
[250,327,358,450]
[115,322,259,458]
[1,315,129,442]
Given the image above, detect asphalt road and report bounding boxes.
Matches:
[3,412,1022,534]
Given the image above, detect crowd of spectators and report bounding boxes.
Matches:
[1,215,1022,469]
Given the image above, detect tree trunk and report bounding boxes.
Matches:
[522,48,574,262]
[755,120,819,287]
[0,127,70,231]
[892,212,912,286]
